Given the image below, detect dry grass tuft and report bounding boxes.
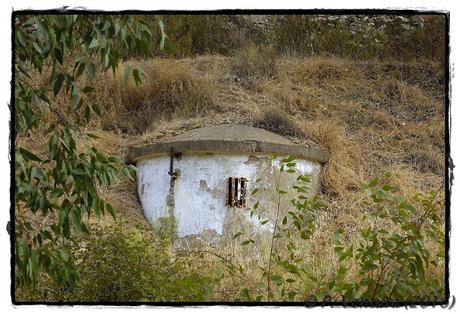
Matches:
[253,105,304,138]
[300,120,365,196]
[232,44,278,86]
[95,59,219,134]
[279,56,358,86]
[256,79,309,116]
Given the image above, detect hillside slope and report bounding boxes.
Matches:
[22,47,445,235]
[18,50,446,301]
[76,51,444,225]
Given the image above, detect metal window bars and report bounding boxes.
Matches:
[225,177,247,208]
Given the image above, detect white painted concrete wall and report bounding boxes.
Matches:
[136,153,321,238]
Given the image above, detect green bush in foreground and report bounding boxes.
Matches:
[329,175,445,302]
[16,223,218,302]
[16,165,445,303]
[233,159,445,302]
[14,15,163,292]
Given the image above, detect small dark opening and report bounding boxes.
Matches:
[226,177,247,208]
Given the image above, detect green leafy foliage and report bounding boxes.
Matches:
[160,15,239,57]
[14,15,164,291]
[16,224,218,302]
[72,224,218,302]
[113,15,445,62]
[236,162,444,303]
[274,15,446,62]
[327,176,445,302]
[236,155,325,301]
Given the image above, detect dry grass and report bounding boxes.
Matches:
[232,44,279,88]
[28,50,446,215]
[22,51,445,300]
[93,59,219,134]
[301,120,366,196]
[253,105,304,138]
[71,52,445,244]
[83,51,444,280]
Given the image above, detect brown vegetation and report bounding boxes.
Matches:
[31,44,444,232]
[76,49,445,260]
[22,42,446,301]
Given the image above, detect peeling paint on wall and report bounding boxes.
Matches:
[137,153,322,240]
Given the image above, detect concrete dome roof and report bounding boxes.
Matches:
[127,124,328,163]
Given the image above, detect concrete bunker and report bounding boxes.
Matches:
[127,124,328,244]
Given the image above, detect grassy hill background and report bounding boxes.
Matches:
[16,14,447,302]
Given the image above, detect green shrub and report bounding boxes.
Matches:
[160,15,238,57]
[16,223,219,302]
[380,15,446,62]
[274,15,446,62]
[76,223,221,302]
[234,159,444,302]
[327,175,445,302]
[17,166,445,303]
[234,155,325,301]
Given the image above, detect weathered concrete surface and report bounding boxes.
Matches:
[137,153,322,240]
[131,125,327,246]
[127,124,329,164]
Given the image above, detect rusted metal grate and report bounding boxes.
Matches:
[225,177,247,208]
